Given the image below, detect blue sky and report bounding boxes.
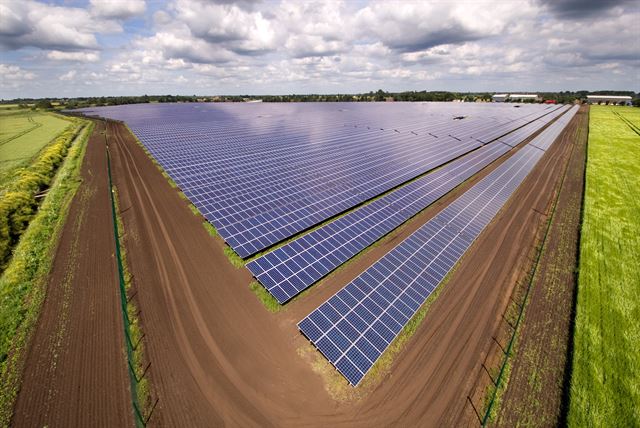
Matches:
[1,0,638,98]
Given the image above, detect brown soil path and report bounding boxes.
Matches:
[106,106,584,427]
[496,106,588,426]
[12,121,133,426]
[108,121,334,426]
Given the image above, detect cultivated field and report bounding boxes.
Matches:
[569,106,640,426]
[0,110,71,182]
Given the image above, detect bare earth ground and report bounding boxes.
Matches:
[11,107,584,427]
[495,106,588,427]
[12,121,132,426]
[106,106,583,427]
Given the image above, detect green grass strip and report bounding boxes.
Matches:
[249,281,280,313]
[568,106,640,427]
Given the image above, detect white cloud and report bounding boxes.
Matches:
[0,64,36,89]
[353,1,534,53]
[90,0,146,20]
[172,0,278,54]
[285,35,346,58]
[0,64,36,81]
[47,50,101,62]
[59,70,77,81]
[134,30,237,64]
[0,0,123,51]
[1,0,638,98]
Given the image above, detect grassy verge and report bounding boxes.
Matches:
[112,187,151,415]
[0,120,92,426]
[569,106,640,427]
[202,221,217,237]
[249,281,280,313]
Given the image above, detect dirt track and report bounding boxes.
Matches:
[12,121,132,426]
[103,106,585,427]
[496,105,588,426]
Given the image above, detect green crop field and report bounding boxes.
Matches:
[569,106,640,427]
[0,111,71,182]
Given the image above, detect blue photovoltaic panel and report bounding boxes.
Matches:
[247,105,570,303]
[77,103,564,257]
[246,143,510,303]
[529,105,578,151]
[219,135,483,257]
[298,106,576,385]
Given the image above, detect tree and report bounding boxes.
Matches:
[35,100,53,109]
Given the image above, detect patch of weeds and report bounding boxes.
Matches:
[224,246,244,269]
[249,281,281,313]
[202,221,218,237]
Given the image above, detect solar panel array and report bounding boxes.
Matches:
[78,102,557,258]
[246,105,570,303]
[298,105,578,385]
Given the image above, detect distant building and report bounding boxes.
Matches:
[586,95,632,106]
[509,94,541,102]
[492,93,540,102]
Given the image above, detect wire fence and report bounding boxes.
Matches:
[105,128,157,427]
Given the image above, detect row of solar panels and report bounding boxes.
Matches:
[97,103,560,258]
[247,105,571,303]
[298,105,579,385]
[214,108,560,257]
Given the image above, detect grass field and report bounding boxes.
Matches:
[0,111,71,182]
[569,106,640,427]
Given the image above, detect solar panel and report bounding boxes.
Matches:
[222,136,483,257]
[247,105,570,303]
[78,102,563,257]
[529,105,578,151]
[298,106,576,385]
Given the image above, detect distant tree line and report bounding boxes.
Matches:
[2,90,638,109]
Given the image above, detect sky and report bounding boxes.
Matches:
[0,0,638,98]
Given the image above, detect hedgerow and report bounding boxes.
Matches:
[0,122,83,268]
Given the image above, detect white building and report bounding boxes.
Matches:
[586,95,632,106]
[492,93,540,102]
[509,94,541,102]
